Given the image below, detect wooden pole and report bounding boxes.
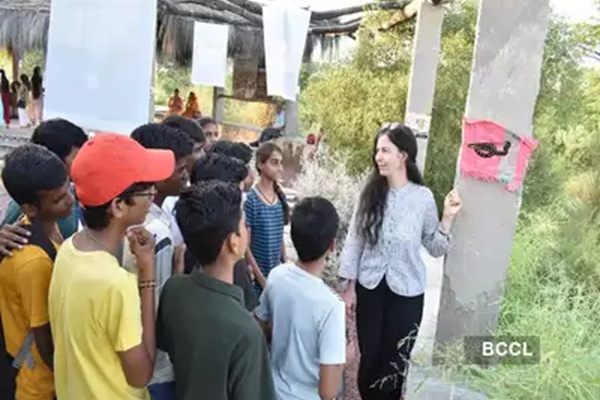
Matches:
[404,1,445,174]
[434,0,551,350]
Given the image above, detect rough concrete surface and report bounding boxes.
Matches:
[436,0,550,346]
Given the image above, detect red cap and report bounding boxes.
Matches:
[71,133,175,207]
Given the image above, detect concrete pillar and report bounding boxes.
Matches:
[434,0,551,350]
[212,87,225,123]
[404,1,445,174]
[284,98,299,136]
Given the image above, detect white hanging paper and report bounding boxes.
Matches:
[191,22,230,87]
[263,4,311,100]
[44,0,157,134]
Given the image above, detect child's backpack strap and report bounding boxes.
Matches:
[21,222,57,262]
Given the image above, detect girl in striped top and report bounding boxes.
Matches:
[244,142,289,291]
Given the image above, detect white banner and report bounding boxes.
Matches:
[263,4,311,101]
[191,22,230,87]
[44,0,157,134]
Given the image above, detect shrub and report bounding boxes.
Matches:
[292,148,366,287]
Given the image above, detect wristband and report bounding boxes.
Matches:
[139,280,156,290]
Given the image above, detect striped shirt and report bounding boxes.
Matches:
[244,188,285,279]
[122,203,174,385]
[339,182,452,297]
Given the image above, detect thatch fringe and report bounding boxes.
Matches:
[0,10,49,53]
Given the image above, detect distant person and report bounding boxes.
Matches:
[244,142,289,292]
[157,182,276,400]
[338,124,462,400]
[0,145,74,400]
[17,75,31,128]
[167,89,184,116]
[250,127,282,148]
[49,133,175,400]
[30,67,43,125]
[10,81,18,120]
[0,69,11,128]
[198,117,218,146]
[182,92,200,119]
[255,197,345,400]
[273,102,285,130]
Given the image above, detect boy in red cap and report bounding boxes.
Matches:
[48,133,175,400]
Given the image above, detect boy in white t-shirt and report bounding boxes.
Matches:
[255,197,345,400]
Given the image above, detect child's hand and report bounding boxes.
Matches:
[127,227,155,280]
[0,223,31,257]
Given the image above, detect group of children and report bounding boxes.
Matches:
[0,115,346,400]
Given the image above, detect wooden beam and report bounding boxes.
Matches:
[161,0,255,26]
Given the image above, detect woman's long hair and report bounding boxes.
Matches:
[0,70,9,93]
[31,67,43,99]
[356,124,424,246]
[256,142,290,225]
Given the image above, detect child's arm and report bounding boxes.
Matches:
[319,365,344,400]
[245,229,266,288]
[318,302,346,400]
[244,195,267,288]
[32,325,53,370]
[253,313,272,344]
[253,280,272,343]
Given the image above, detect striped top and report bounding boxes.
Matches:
[244,187,285,278]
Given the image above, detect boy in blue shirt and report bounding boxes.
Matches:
[255,197,345,400]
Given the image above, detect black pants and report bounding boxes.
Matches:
[356,280,424,400]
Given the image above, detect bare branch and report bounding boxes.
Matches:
[310,17,363,35]
[311,0,413,21]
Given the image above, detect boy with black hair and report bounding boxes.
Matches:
[0,144,74,400]
[255,197,346,400]
[190,152,249,190]
[159,116,204,251]
[48,133,175,400]
[157,182,275,400]
[162,115,206,159]
[208,141,254,191]
[127,123,195,400]
[186,153,257,310]
[1,118,88,250]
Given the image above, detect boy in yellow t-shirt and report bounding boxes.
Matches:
[48,133,175,400]
[0,144,74,400]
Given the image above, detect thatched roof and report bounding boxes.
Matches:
[0,0,429,63]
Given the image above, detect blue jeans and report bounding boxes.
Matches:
[148,382,175,400]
